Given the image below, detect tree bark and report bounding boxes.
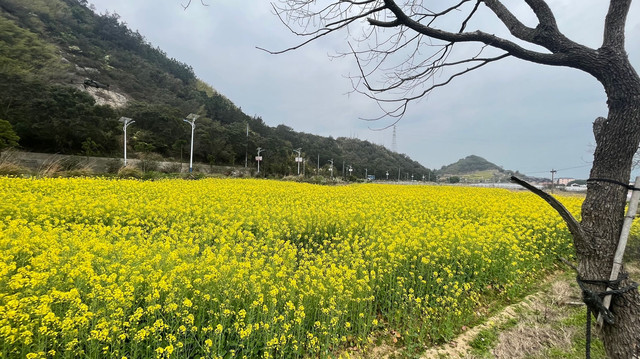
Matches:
[578,54,640,358]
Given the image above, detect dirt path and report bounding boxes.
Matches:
[419,271,581,359]
[345,260,638,358]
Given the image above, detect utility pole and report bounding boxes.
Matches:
[119,117,134,167]
[317,154,320,174]
[550,169,557,193]
[183,113,199,173]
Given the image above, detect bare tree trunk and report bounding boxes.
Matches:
[579,79,640,357]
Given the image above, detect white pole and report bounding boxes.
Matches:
[119,117,134,167]
[294,148,302,175]
[597,175,640,326]
[257,147,264,174]
[183,114,199,173]
[189,124,194,172]
[124,125,128,166]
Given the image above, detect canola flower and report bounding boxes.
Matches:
[0,177,582,358]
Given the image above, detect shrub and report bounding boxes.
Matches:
[117,165,143,179]
[105,158,124,174]
[161,162,183,174]
[136,153,162,173]
[0,162,28,176]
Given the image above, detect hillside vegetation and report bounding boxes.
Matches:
[435,155,538,183]
[0,0,431,179]
[438,155,502,175]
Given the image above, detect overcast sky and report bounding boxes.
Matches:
[88,0,640,179]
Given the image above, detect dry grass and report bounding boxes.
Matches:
[343,266,621,359]
[0,149,29,175]
[490,279,579,359]
[416,272,583,359]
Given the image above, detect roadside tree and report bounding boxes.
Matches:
[0,119,20,151]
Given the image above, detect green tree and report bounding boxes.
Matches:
[0,119,20,150]
[81,137,100,156]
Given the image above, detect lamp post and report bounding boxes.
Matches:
[183,113,199,173]
[256,147,265,174]
[293,148,302,175]
[119,117,135,166]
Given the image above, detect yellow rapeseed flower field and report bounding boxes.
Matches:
[0,177,582,358]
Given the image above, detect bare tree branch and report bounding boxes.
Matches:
[523,0,559,29]
[510,176,586,242]
[379,0,593,66]
[271,0,606,121]
[603,0,632,49]
[481,0,538,42]
[181,0,208,10]
[258,2,384,54]
[459,1,481,33]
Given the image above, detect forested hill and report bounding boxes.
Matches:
[438,155,503,175]
[0,0,432,179]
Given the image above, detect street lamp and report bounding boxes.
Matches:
[119,117,135,166]
[183,113,200,173]
[256,147,265,174]
[293,148,302,175]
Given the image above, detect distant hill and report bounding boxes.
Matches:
[436,155,543,183]
[438,155,503,175]
[0,0,433,179]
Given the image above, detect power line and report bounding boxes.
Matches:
[521,163,592,176]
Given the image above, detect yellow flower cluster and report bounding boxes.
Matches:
[0,177,582,358]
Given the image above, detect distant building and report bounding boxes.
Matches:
[556,177,575,186]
